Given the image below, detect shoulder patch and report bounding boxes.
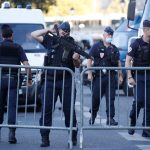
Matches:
[128,46,132,53]
[101,48,105,51]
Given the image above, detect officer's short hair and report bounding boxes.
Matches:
[104,26,114,35]
[1,24,13,38]
[143,20,150,28]
[58,22,70,33]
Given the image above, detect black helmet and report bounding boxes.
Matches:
[58,21,70,32]
[143,20,150,28]
[104,26,114,35]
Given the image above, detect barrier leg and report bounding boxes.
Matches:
[0,128,1,141]
[80,128,83,149]
[68,129,73,149]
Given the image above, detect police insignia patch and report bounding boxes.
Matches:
[128,47,132,53]
[100,53,104,58]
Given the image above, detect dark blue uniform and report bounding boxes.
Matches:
[89,41,119,125]
[0,39,28,125]
[128,37,150,136]
[39,34,77,141]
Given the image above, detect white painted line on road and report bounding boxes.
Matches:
[136,145,150,150]
[75,101,80,106]
[75,101,107,126]
[75,101,123,127]
[118,132,150,141]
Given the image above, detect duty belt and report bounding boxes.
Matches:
[46,74,71,81]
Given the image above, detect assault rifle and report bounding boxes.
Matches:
[46,31,93,61]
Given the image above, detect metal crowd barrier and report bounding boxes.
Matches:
[0,64,76,149]
[79,67,150,149]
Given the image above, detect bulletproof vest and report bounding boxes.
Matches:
[0,42,20,75]
[43,33,59,66]
[109,44,119,66]
[46,42,74,78]
[133,39,150,67]
[93,41,111,67]
[46,45,73,68]
[46,36,74,69]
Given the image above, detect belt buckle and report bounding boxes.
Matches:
[102,69,107,74]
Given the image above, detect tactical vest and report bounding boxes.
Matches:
[45,35,75,70]
[93,41,118,67]
[46,45,74,69]
[133,39,150,67]
[45,38,75,79]
[109,44,119,67]
[0,42,20,75]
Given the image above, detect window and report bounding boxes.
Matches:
[0,24,46,52]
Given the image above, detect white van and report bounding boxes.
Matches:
[0,4,47,107]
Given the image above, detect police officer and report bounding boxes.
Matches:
[0,24,32,143]
[31,22,80,147]
[126,20,150,137]
[87,26,123,125]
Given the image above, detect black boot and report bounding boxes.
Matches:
[128,118,136,135]
[8,128,17,144]
[40,135,50,147]
[89,113,97,125]
[142,130,150,137]
[106,118,118,126]
[72,130,77,146]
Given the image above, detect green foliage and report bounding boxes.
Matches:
[46,0,128,16]
[0,0,56,13]
[0,0,128,15]
[107,0,128,13]
[47,0,92,16]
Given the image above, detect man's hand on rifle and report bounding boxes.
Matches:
[73,53,81,68]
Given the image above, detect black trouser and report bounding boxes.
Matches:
[91,74,116,118]
[0,76,17,125]
[39,77,77,136]
[130,74,150,132]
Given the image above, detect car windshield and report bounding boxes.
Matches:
[112,14,141,50]
[116,14,142,32]
[112,32,137,49]
[0,24,46,52]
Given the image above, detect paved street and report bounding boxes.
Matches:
[0,85,150,150]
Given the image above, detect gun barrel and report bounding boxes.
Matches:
[46,31,93,60]
[61,38,92,59]
[74,47,92,59]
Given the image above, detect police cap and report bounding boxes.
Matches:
[58,21,70,33]
[143,20,150,28]
[104,26,114,35]
[1,24,13,38]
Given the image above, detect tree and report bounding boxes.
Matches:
[0,0,56,13]
[106,0,128,13]
[100,0,112,9]
[47,0,92,16]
